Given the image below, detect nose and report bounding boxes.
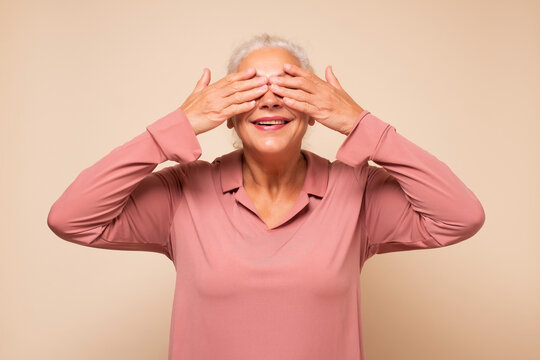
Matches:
[257,86,283,110]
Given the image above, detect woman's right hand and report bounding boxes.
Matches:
[179,67,269,135]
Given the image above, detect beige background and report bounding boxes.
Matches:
[1,0,539,359]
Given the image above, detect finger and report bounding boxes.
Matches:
[216,67,257,89]
[269,83,313,103]
[194,68,211,92]
[269,75,316,94]
[282,63,322,85]
[223,84,269,107]
[222,99,257,118]
[221,75,268,97]
[325,65,344,91]
[282,96,319,117]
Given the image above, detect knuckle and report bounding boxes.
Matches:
[231,92,242,103]
[321,101,331,111]
[290,90,300,100]
[220,110,230,120]
[230,83,240,92]
[208,101,220,114]
[202,96,212,108]
[226,103,236,113]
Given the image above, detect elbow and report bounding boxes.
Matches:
[47,202,107,247]
[424,200,486,248]
[465,200,486,238]
[46,203,67,239]
[47,201,78,241]
[448,200,486,245]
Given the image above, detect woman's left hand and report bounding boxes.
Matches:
[268,63,364,135]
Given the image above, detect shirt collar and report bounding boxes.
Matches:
[217,149,329,198]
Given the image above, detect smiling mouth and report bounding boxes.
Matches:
[252,121,290,131]
[254,120,290,126]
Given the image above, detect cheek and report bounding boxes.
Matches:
[288,105,306,116]
[292,111,309,122]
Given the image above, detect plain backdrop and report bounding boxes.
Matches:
[1,0,539,359]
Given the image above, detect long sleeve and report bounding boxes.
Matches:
[46,107,202,261]
[336,109,485,259]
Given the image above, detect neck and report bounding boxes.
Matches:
[242,147,306,199]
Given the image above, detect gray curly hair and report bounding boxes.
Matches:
[227,33,314,75]
[226,33,314,150]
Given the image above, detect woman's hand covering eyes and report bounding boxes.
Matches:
[179,67,269,135]
[267,63,364,135]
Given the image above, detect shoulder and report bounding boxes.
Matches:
[160,157,216,187]
[166,149,240,185]
[307,149,370,183]
[302,149,372,195]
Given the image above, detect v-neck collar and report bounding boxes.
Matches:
[216,148,330,230]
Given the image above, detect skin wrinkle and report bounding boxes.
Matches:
[229,47,313,226]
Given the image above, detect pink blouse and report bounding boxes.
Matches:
[47,107,485,359]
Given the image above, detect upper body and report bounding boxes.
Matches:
[47,35,485,359]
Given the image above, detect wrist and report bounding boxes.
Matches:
[178,107,202,136]
[342,106,365,136]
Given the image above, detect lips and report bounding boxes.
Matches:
[251,116,291,125]
[250,116,290,131]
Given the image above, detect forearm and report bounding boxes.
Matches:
[47,108,202,242]
[337,110,485,246]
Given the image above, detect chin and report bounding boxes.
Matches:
[249,141,297,155]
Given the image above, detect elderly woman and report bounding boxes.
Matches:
[47,33,485,360]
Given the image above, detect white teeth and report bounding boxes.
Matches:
[256,120,287,125]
